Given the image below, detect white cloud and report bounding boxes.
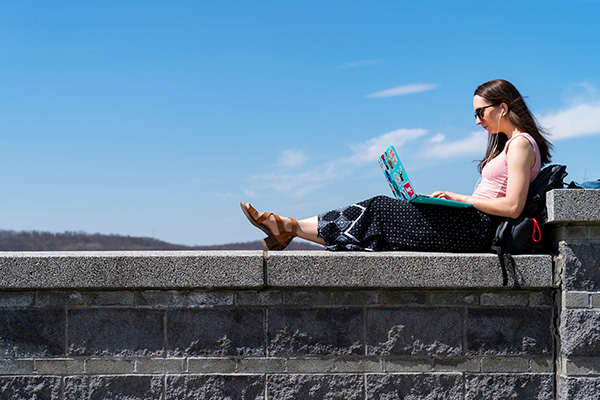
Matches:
[366,83,439,99]
[243,189,257,198]
[338,59,382,69]
[539,101,600,140]
[422,131,487,159]
[252,128,428,198]
[348,128,428,165]
[279,149,307,169]
[430,133,445,143]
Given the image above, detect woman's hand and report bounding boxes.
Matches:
[429,191,468,202]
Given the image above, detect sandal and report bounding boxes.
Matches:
[240,202,298,250]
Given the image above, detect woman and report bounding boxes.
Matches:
[241,79,553,252]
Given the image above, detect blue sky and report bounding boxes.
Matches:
[1,1,600,246]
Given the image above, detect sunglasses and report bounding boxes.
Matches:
[474,103,500,120]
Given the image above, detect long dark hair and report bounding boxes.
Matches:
[474,79,553,173]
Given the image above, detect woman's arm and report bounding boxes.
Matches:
[433,136,535,218]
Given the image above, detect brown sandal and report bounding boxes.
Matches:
[240,202,298,250]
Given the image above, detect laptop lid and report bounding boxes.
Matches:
[379,145,472,208]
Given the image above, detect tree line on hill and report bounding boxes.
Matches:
[0,230,321,251]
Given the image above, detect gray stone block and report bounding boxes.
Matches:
[466,307,553,355]
[235,290,283,306]
[367,374,463,399]
[546,189,600,223]
[531,357,554,372]
[366,307,462,356]
[529,291,553,307]
[136,290,186,307]
[285,358,336,373]
[0,251,264,289]
[559,377,600,400]
[187,358,237,373]
[268,308,362,356]
[564,358,600,376]
[466,374,553,400]
[136,358,185,373]
[266,251,553,288]
[85,359,135,374]
[283,290,334,305]
[68,309,164,356]
[330,290,379,305]
[0,292,34,307]
[384,358,432,372]
[237,357,285,373]
[0,309,65,357]
[0,377,61,400]
[480,292,529,306]
[563,292,591,308]
[551,225,589,242]
[481,356,529,372]
[558,242,600,291]
[167,308,265,356]
[0,360,35,374]
[284,290,378,306]
[561,309,600,357]
[35,359,85,374]
[187,291,234,307]
[64,376,163,400]
[590,225,600,240]
[88,290,135,306]
[380,290,429,305]
[593,294,600,308]
[434,357,480,372]
[268,374,364,400]
[333,358,382,372]
[166,375,264,400]
[429,291,479,305]
[36,291,85,307]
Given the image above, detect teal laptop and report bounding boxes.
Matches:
[378,145,473,208]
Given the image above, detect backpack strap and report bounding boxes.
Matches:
[506,253,520,289]
[491,244,509,287]
[491,244,521,288]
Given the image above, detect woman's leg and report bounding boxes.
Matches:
[296,216,325,245]
[243,203,325,245]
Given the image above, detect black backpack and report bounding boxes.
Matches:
[491,164,568,287]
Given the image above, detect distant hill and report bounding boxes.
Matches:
[0,230,322,251]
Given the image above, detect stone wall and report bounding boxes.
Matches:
[0,189,597,399]
[0,287,555,399]
[547,190,600,399]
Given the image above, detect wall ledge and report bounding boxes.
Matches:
[546,189,600,224]
[0,250,553,290]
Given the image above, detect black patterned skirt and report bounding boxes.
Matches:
[317,195,500,252]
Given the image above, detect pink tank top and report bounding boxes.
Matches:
[472,133,541,199]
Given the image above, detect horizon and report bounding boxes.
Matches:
[2,1,600,246]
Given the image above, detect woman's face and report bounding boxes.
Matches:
[473,95,502,134]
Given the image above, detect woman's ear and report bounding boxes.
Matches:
[501,103,508,116]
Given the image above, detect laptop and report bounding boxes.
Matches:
[378,145,472,208]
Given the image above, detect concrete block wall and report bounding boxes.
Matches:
[547,190,600,399]
[0,287,554,399]
[0,189,597,399]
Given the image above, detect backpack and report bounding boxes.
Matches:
[491,164,568,287]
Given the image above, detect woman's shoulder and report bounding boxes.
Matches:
[506,133,538,152]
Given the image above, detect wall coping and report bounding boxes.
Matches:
[546,189,600,224]
[0,250,552,290]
